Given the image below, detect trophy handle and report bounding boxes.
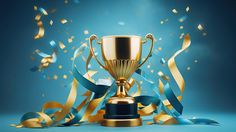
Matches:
[138,33,154,68]
[89,34,107,70]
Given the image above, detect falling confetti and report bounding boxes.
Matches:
[34,6,38,11]
[179,15,187,23]
[49,20,53,26]
[147,65,151,69]
[186,6,190,12]
[61,19,68,24]
[58,65,63,69]
[63,74,68,79]
[180,26,184,29]
[34,21,44,39]
[84,30,89,35]
[53,75,58,80]
[197,24,204,31]
[187,67,191,71]
[59,41,66,49]
[172,9,178,14]
[39,7,48,15]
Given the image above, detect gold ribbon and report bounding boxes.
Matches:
[153,34,191,124]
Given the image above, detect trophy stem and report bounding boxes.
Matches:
[115,80,128,97]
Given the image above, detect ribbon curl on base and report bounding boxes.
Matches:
[14,34,218,128]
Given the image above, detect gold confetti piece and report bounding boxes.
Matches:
[187,67,191,71]
[34,6,38,11]
[180,26,184,29]
[158,47,162,51]
[84,30,89,35]
[59,41,66,49]
[147,65,151,69]
[34,21,44,39]
[203,32,207,36]
[58,65,63,69]
[70,57,74,61]
[53,75,58,80]
[186,6,190,12]
[68,38,73,43]
[172,9,178,14]
[50,20,53,26]
[61,19,68,24]
[197,24,204,31]
[194,60,198,63]
[35,14,42,21]
[63,74,68,79]
[63,50,68,53]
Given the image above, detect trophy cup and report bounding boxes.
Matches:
[89,33,154,127]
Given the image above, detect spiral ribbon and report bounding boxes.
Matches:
[14,34,218,128]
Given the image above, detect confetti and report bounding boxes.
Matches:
[160,21,164,24]
[179,33,185,39]
[39,7,48,15]
[68,36,74,43]
[84,30,89,35]
[194,60,198,63]
[158,47,162,51]
[50,40,56,46]
[53,75,58,80]
[187,67,191,71]
[172,9,178,14]
[186,6,190,12]
[64,0,69,4]
[61,19,68,24]
[203,32,207,36]
[58,65,63,69]
[34,21,44,39]
[59,41,66,49]
[63,50,68,53]
[147,65,151,69]
[150,70,154,73]
[160,58,166,64]
[63,74,68,79]
[197,24,204,31]
[179,16,187,23]
[49,20,53,25]
[180,26,184,29]
[34,6,38,11]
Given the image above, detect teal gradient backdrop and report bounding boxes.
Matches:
[0,0,235,124]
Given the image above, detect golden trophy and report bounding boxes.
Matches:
[89,33,154,127]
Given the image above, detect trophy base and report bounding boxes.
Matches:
[101,118,142,127]
[101,102,142,127]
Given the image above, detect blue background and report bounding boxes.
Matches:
[0,0,236,131]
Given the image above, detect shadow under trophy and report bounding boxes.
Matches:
[89,33,154,127]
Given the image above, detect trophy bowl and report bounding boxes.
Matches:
[89,34,154,127]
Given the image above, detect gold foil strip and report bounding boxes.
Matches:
[34,21,44,39]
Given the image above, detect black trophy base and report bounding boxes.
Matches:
[101,103,142,127]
